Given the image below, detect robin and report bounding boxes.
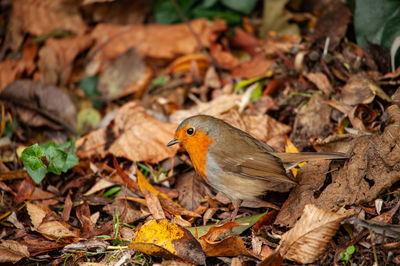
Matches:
[167,115,347,220]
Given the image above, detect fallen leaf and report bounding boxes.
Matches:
[103,199,143,224]
[175,171,212,211]
[231,53,274,79]
[0,80,77,131]
[305,72,334,95]
[307,0,351,51]
[0,240,29,263]
[278,204,355,264]
[130,219,205,264]
[87,19,212,75]
[38,35,93,85]
[25,202,79,241]
[14,176,35,204]
[11,0,87,37]
[276,105,400,227]
[97,47,152,100]
[76,102,178,163]
[292,93,332,148]
[143,189,165,220]
[199,235,256,258]
[340,73,391,106]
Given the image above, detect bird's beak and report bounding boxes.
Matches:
[167,138,180,147]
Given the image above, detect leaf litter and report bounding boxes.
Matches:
[1,0,400,265]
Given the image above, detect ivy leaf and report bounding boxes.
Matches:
[21,144,44,170]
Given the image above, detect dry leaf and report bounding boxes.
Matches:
[278,204,355,264]
[38,35,93,85]
[0,240,29,263]
[26,202,79,240]
[11,0,87,36]
[231,53,274,79]
[97,47,152,100]
[76,102,178,163]
[276,105,400,227]
[87,19,211,74]
[130,219,206,264]
[0,80,77,131]
[143,189,166,220]
[305,72,333,95]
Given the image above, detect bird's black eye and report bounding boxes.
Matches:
[187,127,194,135]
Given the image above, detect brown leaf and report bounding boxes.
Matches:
[103,199,143,224]
[75,201,94,237]
[291,93,332,148]
[76,102,178,163]
[61,192,72,222]
[340,73,391,106]
[175,171,212,211]
[0,80,77,131]
[97,47,152,100]
[14,176,35,204]
[26,202,79,240]
[0,240,29,263]
[305,72,333,95]
[278,204,355,264]
[143,189,165,220]
[38,35,93,85]
[11,0,87,36]
[199,236,256,258]
[232,53,274,79]
[87,19,211,74]
[307,0,351,51]
[276,105,400,227]
[130,219,206,264]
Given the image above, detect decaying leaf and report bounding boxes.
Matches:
[26,202,79,241]
[0,80,77,131]
[38,35,94,85]
[76,102,178,163]
[130,219,205,264]
[0,240,29,263]
[199,222,257,258]
[276,105,400,227]
[278,204,355,264]
[87,19,212,74]
[340,73,391,106]
[305,72,334,95]
[97,47,152,100]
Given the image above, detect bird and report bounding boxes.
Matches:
[167,115,347,221]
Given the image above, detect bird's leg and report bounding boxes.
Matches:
[230,199,242,221]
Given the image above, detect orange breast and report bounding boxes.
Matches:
[181,129,214,179]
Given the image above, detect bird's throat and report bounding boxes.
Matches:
[183,131,214,179]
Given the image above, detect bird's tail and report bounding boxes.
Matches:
[272,152,348,164]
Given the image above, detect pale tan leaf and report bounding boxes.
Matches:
[76,102,179,163]
[278,204,355,264]
[0,240,29,263]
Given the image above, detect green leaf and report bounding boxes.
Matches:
[191,6,242,24]
[21,144,44,170]
[347,245,356,255]
[63,140,79,172]
[79,76,99,98]
[25,163,47,184]
[354,0,400,48]
[220,0,258,15]
[154,0,197,24]
[103,186,121,198]
[45,145,67,175]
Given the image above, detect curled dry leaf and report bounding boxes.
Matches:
[231,53,274,79]
[0,240,29,263]
[0,80,77,131]
[26,202,79,240]
[340,73,391,106]
[129,219,206,265]
[278,204,355,264]
[76,102,178,163]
